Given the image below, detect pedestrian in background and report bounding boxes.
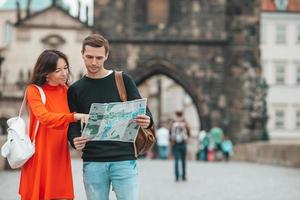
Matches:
[197,130,209,161]
[156,122,170,159]
[170,111,190,181]
[209,125,224,161]
[222,135,233,161]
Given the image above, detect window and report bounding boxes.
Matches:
[276,25,286,44]
[297,25,300,43]
[41,34,65,49]
[147,0,169,26]
[275,0,288,11]
[4,21,12,44]
[296,111,300,129]
[260,24,267,44]
[296,66,300,85]
[275,110,285,129]
[275,64,285,85]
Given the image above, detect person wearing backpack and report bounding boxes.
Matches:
[67,34,154,200]
[170,111,190,181]
[18,50,88,200]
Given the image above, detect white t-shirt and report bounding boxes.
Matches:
[156,127,170,146]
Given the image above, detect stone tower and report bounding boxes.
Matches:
[93,0,267,143]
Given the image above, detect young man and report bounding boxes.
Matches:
[67,34,153,200]
[170,111,190,182]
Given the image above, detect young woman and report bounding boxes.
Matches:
[19,50,88,200]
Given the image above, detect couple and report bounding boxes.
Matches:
[19,34,153,200]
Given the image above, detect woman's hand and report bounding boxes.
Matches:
[74,113,89,131]
[74,113,89,123]
[134,115,150,129]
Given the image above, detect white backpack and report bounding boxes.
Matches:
[171,122,188,143]
[1,85,45,169]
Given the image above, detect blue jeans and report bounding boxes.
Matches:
[83,160,139,200]
[173,143,187,180]
[158,146,168,159]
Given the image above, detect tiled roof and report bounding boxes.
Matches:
[261,0,277,11]
[261,0,300,12]
[288,0,300,11]
[15,3,91,29]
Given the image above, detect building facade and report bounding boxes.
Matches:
[94,0,267,142]
[0,2,92,135]
[260,0,300,139]
[0,0,267,143]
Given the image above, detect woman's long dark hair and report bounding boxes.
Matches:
[29,49,71,86]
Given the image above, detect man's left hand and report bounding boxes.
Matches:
[134,115,150,129]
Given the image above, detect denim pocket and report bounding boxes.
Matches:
[83,162,91,168]
[82,162,92,173]
[129,160,137,170]
[113,160,138,176]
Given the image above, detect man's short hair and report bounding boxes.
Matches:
[82,34,109,55]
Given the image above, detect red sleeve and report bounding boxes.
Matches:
[27,85,76,128]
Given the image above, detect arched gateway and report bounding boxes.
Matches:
[96,0,267,142]
[129,60,205,131]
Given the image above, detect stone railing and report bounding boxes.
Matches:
[232,141,300,168]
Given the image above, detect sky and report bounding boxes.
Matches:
[0,0,94,24]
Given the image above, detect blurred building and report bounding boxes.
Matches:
[260,0,300,140]
[0,0,58,48]
[0,0,267,143]
[94,0,266,142]
[0,0,92,133]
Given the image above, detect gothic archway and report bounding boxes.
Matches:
[128,60,206,131]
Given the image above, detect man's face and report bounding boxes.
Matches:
[82,45,108,76]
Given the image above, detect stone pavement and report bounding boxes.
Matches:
[0,159,300,200]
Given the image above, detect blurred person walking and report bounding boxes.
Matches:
[156,123,170,159]
[170,111,190,181]
[222,135,233,161]
[196,130,209,161]
[19,50,88,200]
[209,125,224,161]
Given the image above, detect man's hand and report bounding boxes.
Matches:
[134,115,150,129]
[73,136,89,150]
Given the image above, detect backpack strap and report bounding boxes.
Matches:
[19,85,46,144]
[32,85,46,144]
[115,71,127,102]
[18,85,46,117]
[115,71,138,156]
[18,90,28,118]
[34,85,46,104]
